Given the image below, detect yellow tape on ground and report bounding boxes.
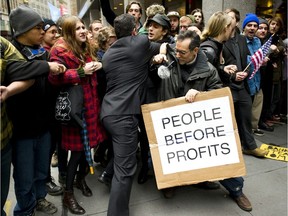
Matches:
[4,200,12,216]
[260,144,288,162]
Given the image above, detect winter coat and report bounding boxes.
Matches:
[156,43,183,101]
[7,39,53,138]
[146,36,175,103]
[49,38,106,151]
[180,50,223,94]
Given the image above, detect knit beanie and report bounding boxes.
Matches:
[258,17,269,28]
[43,19,57,31]
[9,5,43,37]
[242,13,259,29]
[186,15,196,23]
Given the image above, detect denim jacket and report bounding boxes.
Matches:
[246,36,261,96]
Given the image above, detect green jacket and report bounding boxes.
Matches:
[0,36,26,150]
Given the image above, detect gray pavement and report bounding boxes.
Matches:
[4,122,287,216]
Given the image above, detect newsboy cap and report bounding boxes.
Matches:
[146,13,171,29]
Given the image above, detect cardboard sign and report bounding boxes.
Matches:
[260,144,288,162]
[141,87,246,189]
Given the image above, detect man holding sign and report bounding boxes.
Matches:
[154,30,252,212]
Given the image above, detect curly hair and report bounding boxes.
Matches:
[145,4,165,18]
[97,27,116,51]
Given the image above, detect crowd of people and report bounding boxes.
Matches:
[1,1,287,216]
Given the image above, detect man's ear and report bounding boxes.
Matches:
[132,27,137,36]
[193,47,199,53]
[162,29,168,36]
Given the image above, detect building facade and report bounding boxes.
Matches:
[1,0,71,38]
[78,0,286,34]
[1,0,286,38]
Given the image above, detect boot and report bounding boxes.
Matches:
[75,175,92,197]
[63,190,85,215]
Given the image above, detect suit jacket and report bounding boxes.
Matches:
[222,33,250,91]
[100,35,160,119]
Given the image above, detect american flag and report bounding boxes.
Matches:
[249,35,273,79]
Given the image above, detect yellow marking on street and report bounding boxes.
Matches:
[4,199,12,216]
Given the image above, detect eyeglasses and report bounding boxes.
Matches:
[174,48,189,55]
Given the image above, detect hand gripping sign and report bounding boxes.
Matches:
[141,87,246,189]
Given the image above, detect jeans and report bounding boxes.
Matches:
[220,177,244,198]
[1,143,12,216]
[12,131,51,216]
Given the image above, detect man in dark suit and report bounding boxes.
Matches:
[100,14,161,216]
[222,8,267,158]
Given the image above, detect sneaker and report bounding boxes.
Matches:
[36,198,57,214]
[51,152,58,167]
[258,122,274,132]
[272,115,281,121]
[243,148,268,158]
[253,129,264,136]
[265,121,274,127]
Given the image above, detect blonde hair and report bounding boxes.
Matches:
[145,4,165,18]
[201,11,232,41]
[97,27,116,51]
[180,15,194,25]
[142,4,165,30]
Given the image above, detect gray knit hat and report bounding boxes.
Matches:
[9,5,43,37]
[258,18,269,28]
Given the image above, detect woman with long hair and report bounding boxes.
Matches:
[267,17,285,122]
[200,11,234,68]
[191,8,205,31]
[49,16,106,215]
[199,11,257,212]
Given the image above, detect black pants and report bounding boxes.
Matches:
[232,88,257,150]
[103,115,139,216]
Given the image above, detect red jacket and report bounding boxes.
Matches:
[49,38,106,151]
